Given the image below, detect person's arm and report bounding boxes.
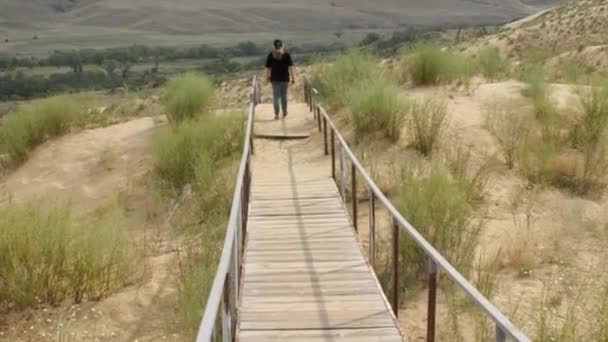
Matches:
[265,54,272,81]
[290,66,296,84]
[288,53,295,84]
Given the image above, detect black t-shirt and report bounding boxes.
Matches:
[265,52,294,82]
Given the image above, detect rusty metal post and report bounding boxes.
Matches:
[339,146,346,200]
[392,218,399,316]
[250,133,254,156]
[427,260,438,342]
[323,117,328,156]
[496,326,506,342]
[331,130,336,180]
[351,163,357,233]
[221,272,232,342]
[317,106,322,132]
[369,191,376,266]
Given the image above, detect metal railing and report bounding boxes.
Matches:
[195,76,260,342]
[303,78,531,342]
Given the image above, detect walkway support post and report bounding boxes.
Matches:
[427,260,438,342]
[331,130,336,180]
[340,146,346,200]
[369,191,376,266]
[392,218,399,316]
[496,326,507,342]
[323,117,328,156]
[351,163,358,233]
[317,105,322,132]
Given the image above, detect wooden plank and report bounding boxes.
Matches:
[239,328,402,342]
[239,310,395,330]
[241,294,385,306]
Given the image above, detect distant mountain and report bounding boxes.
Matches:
[0,0,564,54]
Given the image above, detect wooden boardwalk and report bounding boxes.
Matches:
[237,103,403,341]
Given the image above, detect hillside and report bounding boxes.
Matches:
[1,0,563,54]
[470,0,608,73]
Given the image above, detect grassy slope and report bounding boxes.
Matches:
[1,0,562,55]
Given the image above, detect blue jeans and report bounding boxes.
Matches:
[272,82,289,116]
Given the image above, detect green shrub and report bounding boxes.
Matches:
[518,123,566,187]
[523,68,556,121]
[311,50,380,107]
[396,168,481,287]
[478,46,508,80]
[154,114,244,192]
[176,223,223,332]
[571,83,608,194]
[348,79,407,141]
[0,202,132,308]
[485,102,531,169]
[162,73,215,124]
[407,98,448,156]
[406,43,474,86]
[0,95,83,165]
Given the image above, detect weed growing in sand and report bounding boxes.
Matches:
[405,42,474,86]
[485,102,531,169]
[0,95,84,166]
[176,220,224,332]
[472,253,501,341]
[348,79,407,142]
[406,98,448,156]
[445,148,493,203]
[478,46,509,80]
[311,50,380,108]
[570,83,608,194]
[154,113,244,193]
[395,167,482,288]
[162,73,215,124]
[595,282,608,341]
[523,68,556,121]
[0,202,133,308]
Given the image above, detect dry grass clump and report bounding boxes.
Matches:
[404,42,475,86]
[162,73,215,124]
[406,99,448,157]
[0,95,84,167]
[484,101,532,169]
[348,79,408,142]
[395,163,484,288]
[0,202,134,309]
[311,50,380,108]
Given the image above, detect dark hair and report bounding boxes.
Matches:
[273,39,283,49]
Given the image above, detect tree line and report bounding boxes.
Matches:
[0,41,345,71]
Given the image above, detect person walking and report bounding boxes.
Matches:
[265,39,295,120]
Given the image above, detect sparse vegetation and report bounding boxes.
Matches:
[311,50,380,107]
[0,95,84,166]
[396,167,482,288]
[348,79,407,141]
[485,101,531,169]
[0,202,133,309]
[162,73,215,124]
[155,76,244,334]
[154,114,244,193]
[405,42,474,86]
[406,98,448,156]
[523,68,556,121]
[569,83,608,194]
[478,46,508,80]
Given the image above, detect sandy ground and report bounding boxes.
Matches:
[0,116,185,341]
